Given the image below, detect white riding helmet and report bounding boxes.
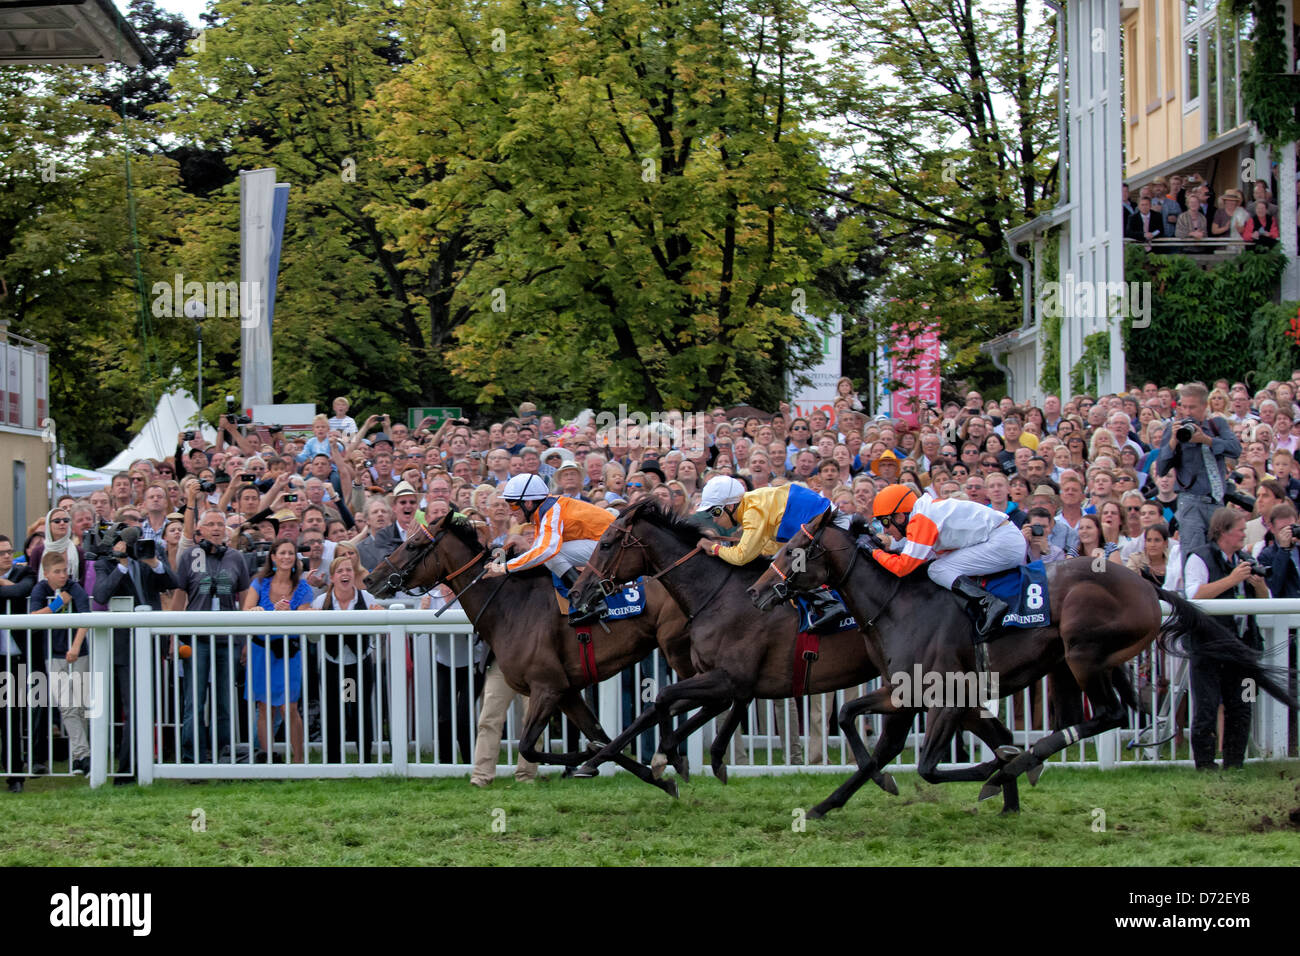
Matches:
[696,475,746,512]
[501,473,550,502]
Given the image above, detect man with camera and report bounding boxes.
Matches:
[1157,383,1241,572]
[1183,507,1268,771]
[171,486,252,763]
[1257,502,1300,598]
[1022,507,1067,564]
[90,524,177,780]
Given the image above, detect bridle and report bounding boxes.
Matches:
[588,518,732,622]
[373,520,486,597]
[592,523,700,597]
[766,517,901,629]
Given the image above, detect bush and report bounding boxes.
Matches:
[1121,244,1286,386]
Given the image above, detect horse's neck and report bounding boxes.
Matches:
[644,525,717,616]
[446,554,544,646]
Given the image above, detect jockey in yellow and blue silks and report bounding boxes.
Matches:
[693,476,849,629]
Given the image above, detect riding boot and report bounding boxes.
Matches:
[951,575,1008,642]
[563,569,606,625]
[806,586,850,632]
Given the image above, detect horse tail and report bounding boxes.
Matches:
[1154,586,1299,709]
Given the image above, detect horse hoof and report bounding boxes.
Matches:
[876,773,898,796]
[806,806,827,821]
[1026,762,1045,786]
[978,780,1003,802]
[712,762,728,784]
[650,752,668,780]
[662,779,679,799]
[995,745,1022,762]
[570,764,598,779]
[1000,805,1021,816]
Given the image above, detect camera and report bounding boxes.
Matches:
[84,523,155,562]
[1289,524,1300,542]
[1246,560,1267,577]
[1030,525,1045,537]
[224,395,252,426]
[182,431,196,442]
[284,493,299,503]
[1223,488,1255,512]
[198,479,216,493]
[1174,418,1199,443]
[240,473,256,483]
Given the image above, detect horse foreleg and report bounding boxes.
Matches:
[556,689,679,798]
[652,670,739,780]
[807,687,904,819]
[571,700,661,777]
[708,701,750,783]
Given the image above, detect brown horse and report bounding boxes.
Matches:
[748,509,1300,817]
[363,512,695,795]
[568,501,1027,808]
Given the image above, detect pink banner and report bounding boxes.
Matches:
[889,325,941,427]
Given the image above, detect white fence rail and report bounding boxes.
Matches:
[1,600,1295,787]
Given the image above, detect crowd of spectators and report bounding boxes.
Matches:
[6,370,1300,781]
[1123,176,1289,250]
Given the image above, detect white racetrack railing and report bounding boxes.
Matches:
[0,599,1295,787]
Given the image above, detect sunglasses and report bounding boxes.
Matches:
[671,490,685,497]
[792,425,809,431]
[626,482,644,489]
[981,460,999,468]
[942,452,958,458]
[49,517,70,524]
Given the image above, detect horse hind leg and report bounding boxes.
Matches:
[651,670,738,780]
[993,669,1127,788]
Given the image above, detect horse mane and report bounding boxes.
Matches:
[442,512,487,553]
[848,514,873,537]
[622,498,702,547]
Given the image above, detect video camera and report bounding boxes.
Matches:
[224,395,252,426]
[83,522,156,562]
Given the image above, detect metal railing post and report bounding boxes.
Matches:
[596,674,619,777]
[387,606,409,776]
[87,622,112,789]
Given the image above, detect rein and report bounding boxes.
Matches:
[593,520,728,620]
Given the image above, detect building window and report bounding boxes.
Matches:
[1183,1,1248,136]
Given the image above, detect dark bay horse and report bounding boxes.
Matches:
[748,509,1299,816]
[363,512,695,795]
[568,501,1026,808]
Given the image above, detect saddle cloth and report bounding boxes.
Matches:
[552,574,647,620]
[980,560,1050,629]
[793,587,859,635]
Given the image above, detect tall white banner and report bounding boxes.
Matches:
[240,168,277,408]
[788,312,843,426]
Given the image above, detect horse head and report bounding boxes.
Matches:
[363,511,489,598]
[748,507,840,610]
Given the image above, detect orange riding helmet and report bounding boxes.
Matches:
[872,484,918,519]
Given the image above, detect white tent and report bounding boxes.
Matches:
[54,464,114,496]
[99,388,218,475]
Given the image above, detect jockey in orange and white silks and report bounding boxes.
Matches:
[484,473,614,582]
[870,484,1027,637]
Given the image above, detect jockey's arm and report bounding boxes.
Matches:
[871,513,939,577]
[505,507,563,573]
[714,500,779,566]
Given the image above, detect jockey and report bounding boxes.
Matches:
[694,476,849,630]
[483,473,615,622]
[869,484,1027,637]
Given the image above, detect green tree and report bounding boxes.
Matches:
[371,0,835,413]
[817,0,1058,392]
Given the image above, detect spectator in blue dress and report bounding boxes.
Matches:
[241,539,314,762]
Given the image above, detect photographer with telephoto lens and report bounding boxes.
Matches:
[1156,383,1241,574]
[1183,507,1268,770]
[90,521,177,781]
